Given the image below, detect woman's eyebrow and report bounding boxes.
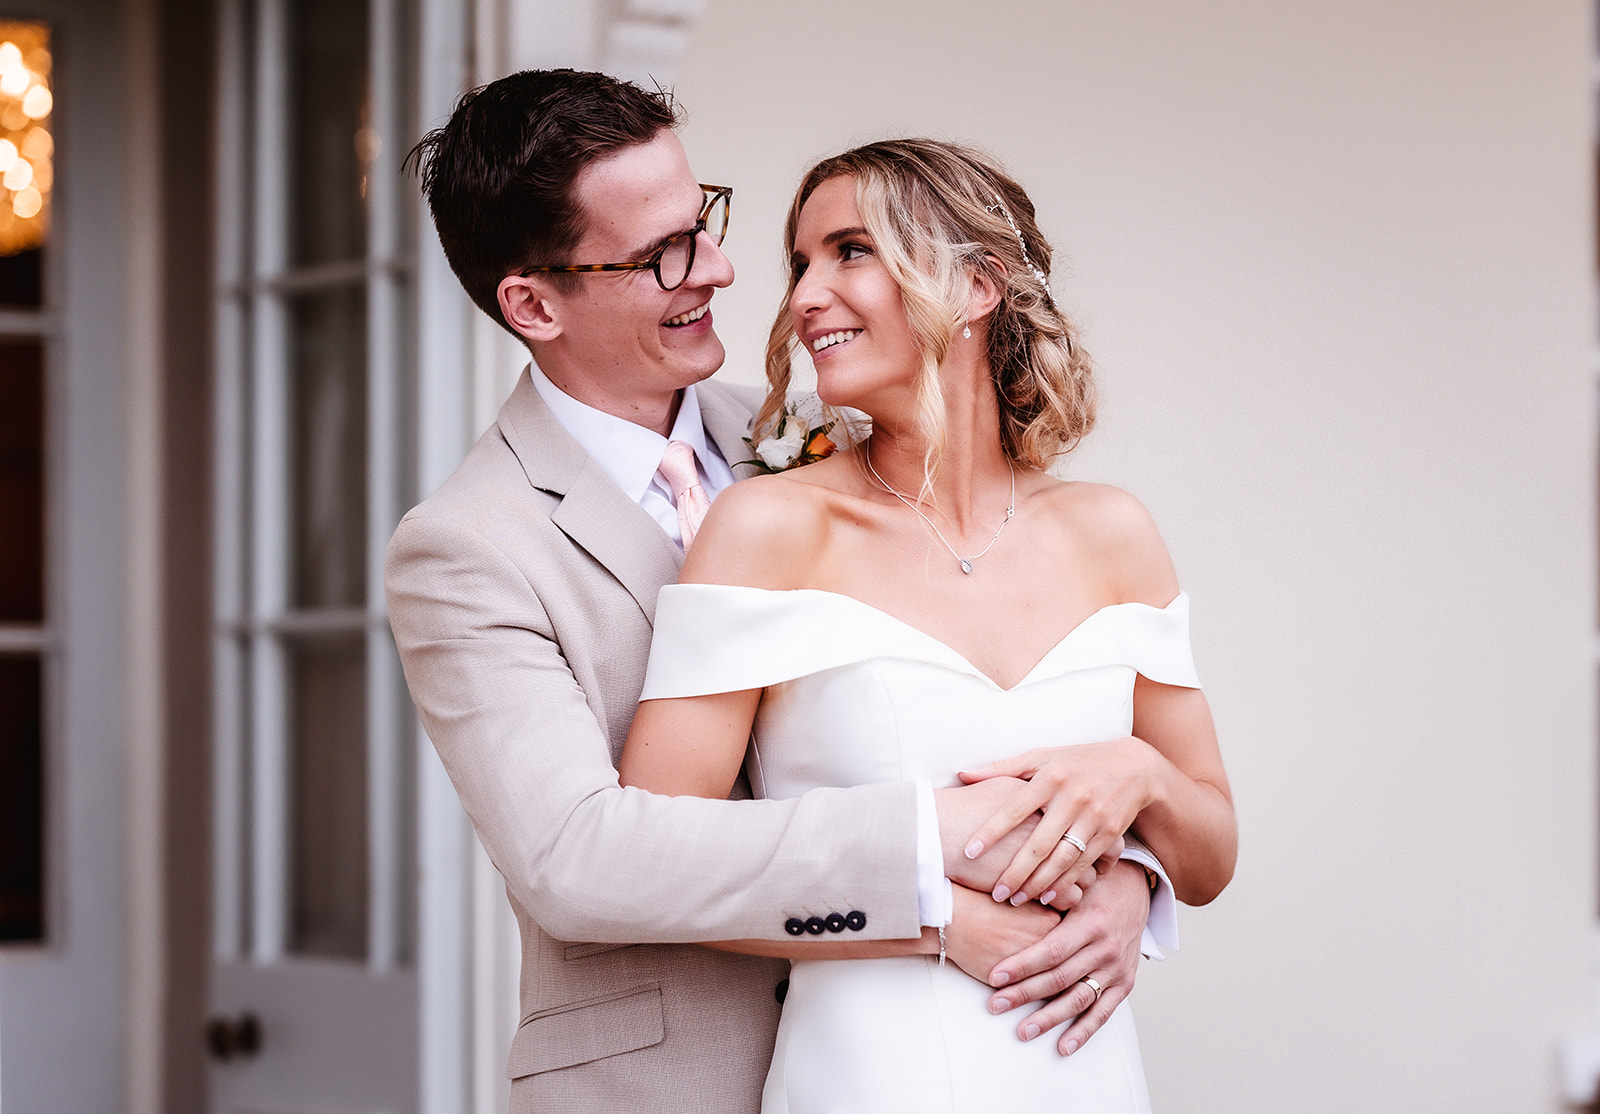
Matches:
[822,226,871,246]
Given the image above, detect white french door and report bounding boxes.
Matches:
[208,0,417,1109]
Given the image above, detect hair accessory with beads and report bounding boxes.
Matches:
[987,193,1053,305]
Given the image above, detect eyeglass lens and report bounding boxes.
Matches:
[658,191,730,290]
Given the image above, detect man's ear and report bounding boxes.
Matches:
[498,274,563,344]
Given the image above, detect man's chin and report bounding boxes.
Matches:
[676,337,727,383]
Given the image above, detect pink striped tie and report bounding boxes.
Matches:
[657,440,710,549]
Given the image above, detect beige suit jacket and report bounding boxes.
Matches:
[385,371,922,1114]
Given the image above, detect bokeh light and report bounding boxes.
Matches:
[0,23,49,256]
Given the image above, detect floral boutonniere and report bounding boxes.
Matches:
[742,396,850,474]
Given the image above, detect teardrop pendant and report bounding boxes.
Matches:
[959,559,974,575]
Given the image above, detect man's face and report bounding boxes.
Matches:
[533,131,734,425]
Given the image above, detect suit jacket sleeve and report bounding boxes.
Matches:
[386,511,923,946]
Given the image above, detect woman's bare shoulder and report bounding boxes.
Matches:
[678,469,837,590]
[1041,480,1180,605]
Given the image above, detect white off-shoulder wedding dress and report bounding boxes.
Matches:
[640,584,1200,1114]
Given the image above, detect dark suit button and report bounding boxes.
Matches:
[784,918,806,937]
[844,910,867,932]
[804,916,826,935]
[774,978,789,1005]
[825,913,846,933]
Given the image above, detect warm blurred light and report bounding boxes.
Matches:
[354,126,381,164]
[20,127,47,160]
[0,23,48,255]
[21,86,48,119]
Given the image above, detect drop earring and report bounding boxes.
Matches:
[962,325,971,339]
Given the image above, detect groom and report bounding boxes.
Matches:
[386,69,1171,1114]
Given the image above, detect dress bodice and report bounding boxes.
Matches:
[639,583,1201,1114]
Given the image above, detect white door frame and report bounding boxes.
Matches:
[0,1,139,1110]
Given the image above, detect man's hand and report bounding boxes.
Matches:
[941,884,1060,986]
[984,860,1150,1055]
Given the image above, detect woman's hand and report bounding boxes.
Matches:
[958,737,1157,907]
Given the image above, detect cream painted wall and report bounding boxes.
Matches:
[676,2,1596,1110]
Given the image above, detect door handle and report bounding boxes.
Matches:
[204,1012,262,1062]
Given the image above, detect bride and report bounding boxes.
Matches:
[619,138,1236,1112]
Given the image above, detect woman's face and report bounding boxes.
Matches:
[788,175,921,416]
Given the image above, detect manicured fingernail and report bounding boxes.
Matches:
[991,884,1011,903]
[1022,1023,1040,1040]
[1009,891,1028,906]
[1040,890,1056,905]
[991,971,1011,987]
[1063,1040,1079,1057]
[964,840,984,859]
[989,997,1009,1014]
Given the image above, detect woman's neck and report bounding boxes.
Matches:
[863,412,1013,536]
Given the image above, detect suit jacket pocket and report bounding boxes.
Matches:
[506,984,664,1080]
[562,941,634,961]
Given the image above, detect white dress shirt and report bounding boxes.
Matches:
[530,362,736,547]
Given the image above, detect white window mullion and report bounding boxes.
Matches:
[210,0,250,964]
[365,0,405,974]
[248,0,291,965]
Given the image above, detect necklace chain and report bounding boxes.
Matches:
[865,448,1017,575]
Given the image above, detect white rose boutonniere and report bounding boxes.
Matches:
[756,414,810,470]
[742,395,857,474]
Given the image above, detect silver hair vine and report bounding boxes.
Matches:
[987,193,1053,307]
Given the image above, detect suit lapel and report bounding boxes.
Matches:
[698,381,762,478]
[497,370,684,623]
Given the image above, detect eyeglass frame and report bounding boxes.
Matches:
[520,184,733,292]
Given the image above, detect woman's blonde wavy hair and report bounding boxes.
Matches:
[760,138,1095,478]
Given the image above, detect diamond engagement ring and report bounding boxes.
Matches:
[1079,976,1104,1003]
[1061,833,1087,854]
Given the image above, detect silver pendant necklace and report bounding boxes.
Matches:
[865,448,1016,575]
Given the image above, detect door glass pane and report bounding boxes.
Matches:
[0,338,41,622]
[0,654,42,940]
[289,631,367,959]
[290,286,367,609]
[0,21,49,308]
[288,0,368,267]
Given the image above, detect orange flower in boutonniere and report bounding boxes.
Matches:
[801,427,836,461]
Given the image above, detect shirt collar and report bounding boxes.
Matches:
[528,360,715,503]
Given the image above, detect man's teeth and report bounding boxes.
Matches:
[811,330,860,353]
[666,303,710,327]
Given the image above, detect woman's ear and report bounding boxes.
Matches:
[965,259,1004,326]
[498,274,563,344]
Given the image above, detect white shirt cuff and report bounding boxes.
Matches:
[1119,835,1178,959]
[914,780,954,926]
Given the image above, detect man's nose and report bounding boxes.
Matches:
[690,230,734,288]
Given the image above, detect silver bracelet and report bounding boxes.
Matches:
[937,924,947,967]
